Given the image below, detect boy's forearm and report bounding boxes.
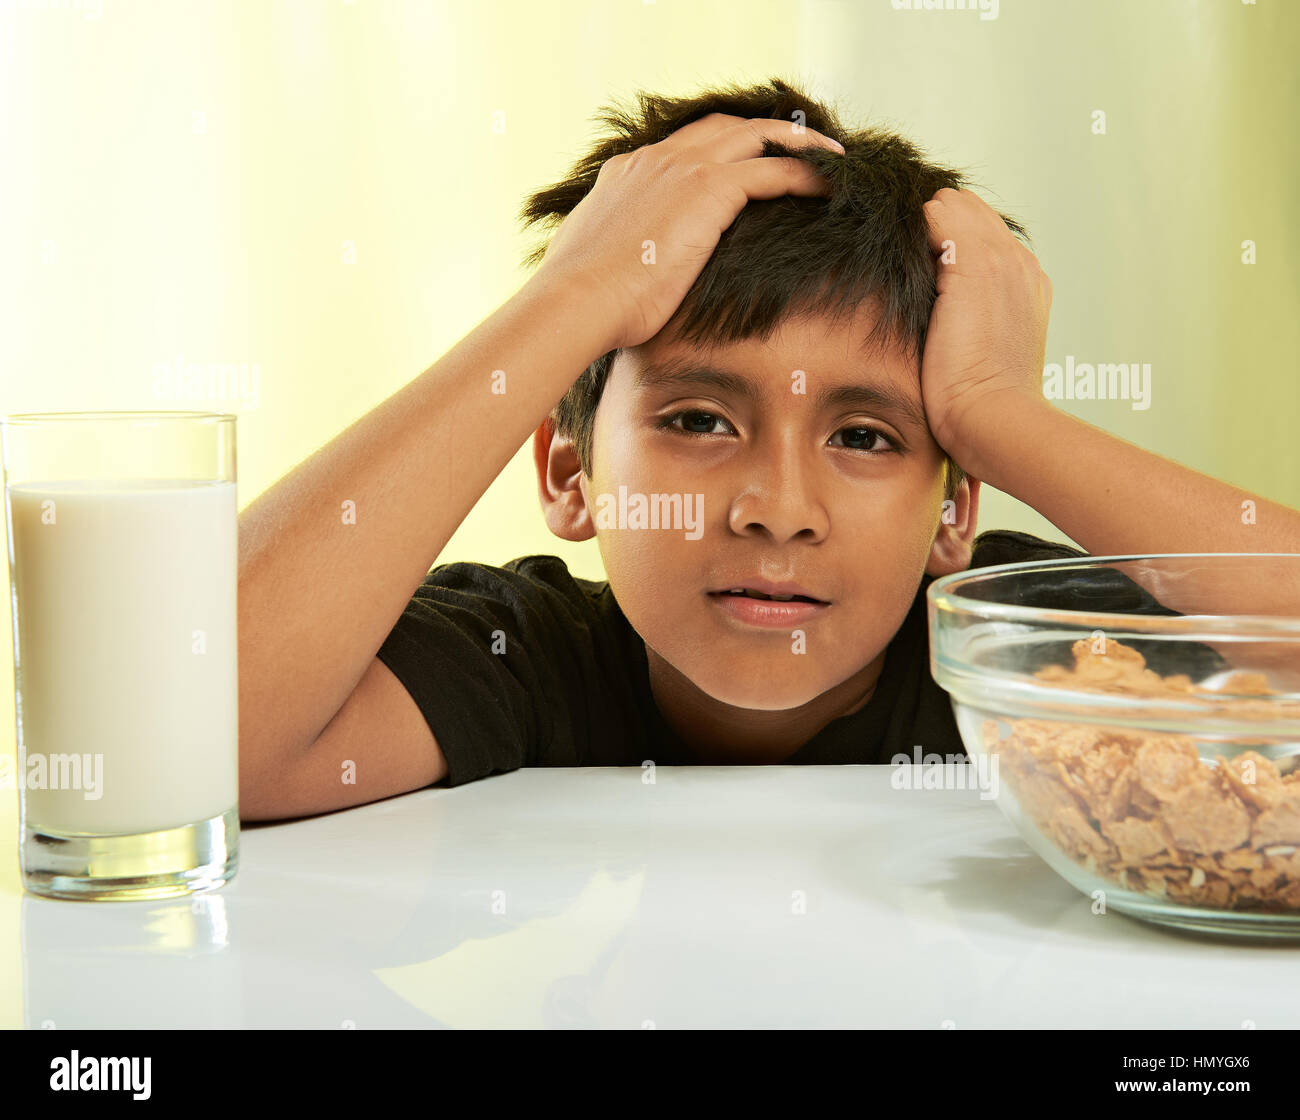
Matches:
[237,274,616,774]
[965,395,1300,613]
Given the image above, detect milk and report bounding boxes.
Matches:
[5,479,238,835]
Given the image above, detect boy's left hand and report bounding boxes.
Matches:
[919,187,1052,471]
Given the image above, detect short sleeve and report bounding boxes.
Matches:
[374,555,649,787]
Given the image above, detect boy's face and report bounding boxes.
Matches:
[535,301,980,759]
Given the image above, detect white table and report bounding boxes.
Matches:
[5,766,1299,1029]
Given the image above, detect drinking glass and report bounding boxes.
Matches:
[2,411,239,900]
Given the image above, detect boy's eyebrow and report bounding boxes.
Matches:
[633,358,930,433]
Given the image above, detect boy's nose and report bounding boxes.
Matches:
[725,461,829,544]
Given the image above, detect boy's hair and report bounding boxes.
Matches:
[519,76,1031,504]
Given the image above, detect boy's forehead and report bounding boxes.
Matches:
[634,300,913,375]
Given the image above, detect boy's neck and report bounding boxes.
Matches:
[644,646,885,764]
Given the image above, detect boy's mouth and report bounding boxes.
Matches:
[706,586,831,628]
[706,578,830,604]
[709,588,825,603]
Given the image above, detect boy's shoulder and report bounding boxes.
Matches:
[499,552,609,590]
[968,528,1087,570]
[408,553,626,640]
[962,530,1228,679]
[419,553,609,599]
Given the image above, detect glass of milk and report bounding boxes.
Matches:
[2,412,238,900]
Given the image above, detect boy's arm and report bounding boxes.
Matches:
[920,187,1300,619]
[237,274,618,805]
[957,393,1300,562]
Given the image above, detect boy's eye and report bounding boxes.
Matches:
[829,426,899,454]
[656,411,899,455]
[666,409,730,436]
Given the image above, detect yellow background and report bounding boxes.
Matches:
[1,0,1296,1026]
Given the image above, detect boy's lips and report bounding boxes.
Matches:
[706,591,831,628]
[705,577,829,603]
[705,576,832,627]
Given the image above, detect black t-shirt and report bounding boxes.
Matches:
[375,528,1160,788]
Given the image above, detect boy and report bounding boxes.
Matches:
[236,77,1300,822]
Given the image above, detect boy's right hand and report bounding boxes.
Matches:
[533,112,844,352]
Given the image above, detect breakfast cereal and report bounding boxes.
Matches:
[985,637,1300,912]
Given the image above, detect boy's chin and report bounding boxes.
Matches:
[688,676,835,713]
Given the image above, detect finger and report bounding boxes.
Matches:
[923,190,993,258]
[687,116,843,165]
[718,155,836,203]
[922,195,960,256]
[925,187,1015,255]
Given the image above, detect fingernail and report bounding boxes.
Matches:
[831,140,846,153]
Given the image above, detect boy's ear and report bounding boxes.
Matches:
[925,475,982,578]
[531,417,597,542]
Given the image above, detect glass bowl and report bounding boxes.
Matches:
[928,553,1300,940]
